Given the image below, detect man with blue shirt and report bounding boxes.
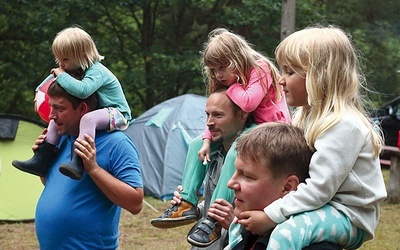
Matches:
[34,81,143,249]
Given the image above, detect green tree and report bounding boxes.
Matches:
[1,0,399,121]
[297,0,400,103]
[1,0,282,119]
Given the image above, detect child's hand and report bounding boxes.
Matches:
[51,67,65,77]
[198,139,211,164]
[171,185,183,206]
[236,210,276,235]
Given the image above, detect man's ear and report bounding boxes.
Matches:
[281,175,300,196]
[78,102,89,118]
[240,110,249,121]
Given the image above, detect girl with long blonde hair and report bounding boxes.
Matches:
[235,25,387,249]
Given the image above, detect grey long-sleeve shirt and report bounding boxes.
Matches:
[265,112,387,240]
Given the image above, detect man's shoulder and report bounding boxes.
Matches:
[95,131,133,146]
[95,131,137,155]
[99,130,130,140]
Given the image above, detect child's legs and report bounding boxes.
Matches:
[180,136,220,206]
[208,140,237,205]
[267,204,365,250]
[45,120,61,145]
[78,108,110,140]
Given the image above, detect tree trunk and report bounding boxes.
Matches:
[281,0,296,40]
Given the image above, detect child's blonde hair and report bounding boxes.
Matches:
[201,28,281,102]
[275,25,383,156]
[52,26,104,71]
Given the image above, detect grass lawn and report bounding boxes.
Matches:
[1,169,399,249]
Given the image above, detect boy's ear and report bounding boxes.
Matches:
[281,175,300,196]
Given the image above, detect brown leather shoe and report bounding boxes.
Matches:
[151,200,198,228]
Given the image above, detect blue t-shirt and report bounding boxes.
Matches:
[35,131,142,250]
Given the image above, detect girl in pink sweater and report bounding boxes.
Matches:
[198,28,291,164]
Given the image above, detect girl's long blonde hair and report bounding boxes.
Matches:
[201,28,281,102]
[275,25,383,156]
[52,26,104,71]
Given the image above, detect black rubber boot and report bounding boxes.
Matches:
[12,141,56,177]
[59,151,83,180]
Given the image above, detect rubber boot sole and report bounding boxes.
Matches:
[59,164,83,180]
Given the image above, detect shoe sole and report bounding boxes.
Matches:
[151,216,197,229]
[59,165,82,180]
[186,234,220,247]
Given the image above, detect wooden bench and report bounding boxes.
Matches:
[382,145,400,203]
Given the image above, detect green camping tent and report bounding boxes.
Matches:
[0,114,45,221]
